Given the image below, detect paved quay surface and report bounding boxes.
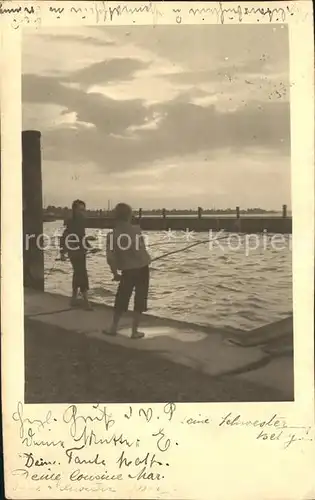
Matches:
[24,289,294,401]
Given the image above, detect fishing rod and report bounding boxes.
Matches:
[148,230,264,249]
[149,238,209,248]
[150,230,282,264]
[151,232,231,263]
[109,233,231,281]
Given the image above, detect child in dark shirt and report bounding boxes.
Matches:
[60,199,93,310]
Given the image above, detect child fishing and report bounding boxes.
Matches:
[60,199,95,310]
[105,203,151,339]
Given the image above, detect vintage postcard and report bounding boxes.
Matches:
[1,1,314,499]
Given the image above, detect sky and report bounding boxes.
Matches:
[22,25,291,210]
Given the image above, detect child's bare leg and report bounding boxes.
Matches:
[109,310,123,335]
[82,291,93,310]
[70,267,79,305]
[131,266,149,339]
[131,311,144,339]
[106,272,130,335]
[70,287,79,306]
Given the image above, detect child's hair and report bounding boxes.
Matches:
[114,203,132,221]
[72,199,86,212]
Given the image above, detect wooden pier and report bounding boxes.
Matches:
[85,213,292,234]
[25,289,294,401]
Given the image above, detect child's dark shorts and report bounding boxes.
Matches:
[114,265,150,313]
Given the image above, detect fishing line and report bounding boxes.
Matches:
[149,238,209,248]
[148,230,270,250]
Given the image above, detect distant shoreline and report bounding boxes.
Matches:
[43,213,292,221]
[43,210,292,220]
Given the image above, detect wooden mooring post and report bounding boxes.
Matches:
[22,130,44,291]
[282,204,287,218]
[197,206,203,219]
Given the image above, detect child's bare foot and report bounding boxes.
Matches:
[83,301,94,311]
[70,297,80,307]
[103,328,117,336]
[131,331,145,339]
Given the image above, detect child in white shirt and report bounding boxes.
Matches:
[105,203,151,339]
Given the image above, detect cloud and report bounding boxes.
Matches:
[111,24,289,72]
[40,33,116,47]
[22,73,152,134]
[28,81,289,175]
[162,57,289,111]
[165,56,288,86]
[64,57,151,87]
[23,27,121,77]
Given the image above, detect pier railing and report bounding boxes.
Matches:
[84,205,292,233]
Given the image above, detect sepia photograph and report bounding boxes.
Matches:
[2,3,315,499]
[22,24,294,404]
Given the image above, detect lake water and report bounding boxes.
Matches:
[44,221,292,331]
